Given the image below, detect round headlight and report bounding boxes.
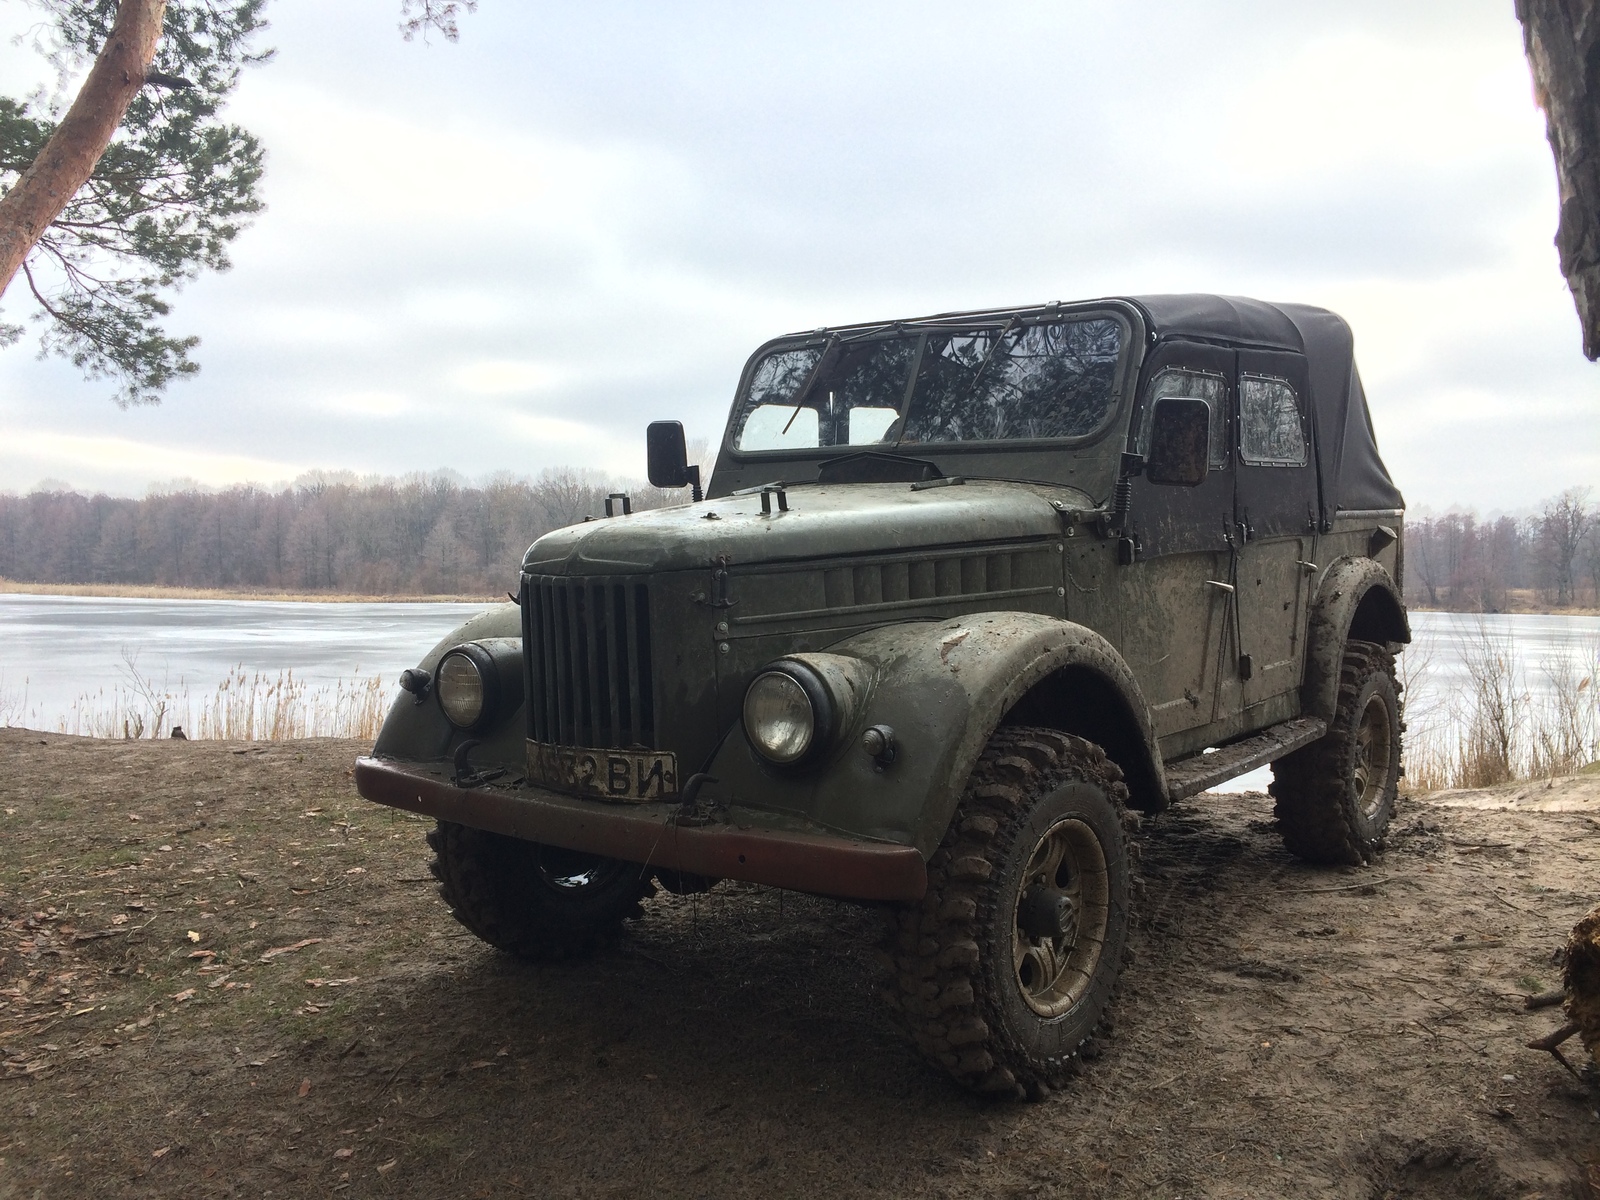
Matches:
[436,651,487,729]
[743,669,819,765]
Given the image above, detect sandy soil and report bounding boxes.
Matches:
[1,729,1597,1199]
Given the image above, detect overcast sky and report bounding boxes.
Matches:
[1,0,1595,512]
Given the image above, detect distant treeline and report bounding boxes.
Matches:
[2,475,1595,608]
[1406,487,1598,611]
[0,471,683,597]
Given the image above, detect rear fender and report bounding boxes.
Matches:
[1302,558,1410,723]
[703,612,1163,857]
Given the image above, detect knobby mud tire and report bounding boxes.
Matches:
[1270,640,1402,867]
[427,820,653,961]
[882,727,1138,1098]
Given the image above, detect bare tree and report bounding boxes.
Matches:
[1539,486,1593,607]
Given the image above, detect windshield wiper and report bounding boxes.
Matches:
[780,335,839,436]
[963,317,1020,403]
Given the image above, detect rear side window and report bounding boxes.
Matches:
[1238,374,1308,466]
[1140,368,1227,469]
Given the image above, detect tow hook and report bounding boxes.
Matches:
[674,772,720,827]
[452,740,505,789]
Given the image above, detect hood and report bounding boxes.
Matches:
[522,480,1092,576]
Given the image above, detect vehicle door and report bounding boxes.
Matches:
[1232,349,1317,712]
[1121,341,1235,740]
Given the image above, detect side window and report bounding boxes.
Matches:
[1238,374,1308,466]
[1139,368,1227,469]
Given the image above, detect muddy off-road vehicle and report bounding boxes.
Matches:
[355,293,1410,1095]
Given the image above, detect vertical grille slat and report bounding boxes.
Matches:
[540,584,560,743]
[604,586,623,747]
[624,585,644,748]
[524,574,654,751]
[564,581,586,744]
[583,582,605,745]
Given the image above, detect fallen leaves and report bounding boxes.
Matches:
[259,938,323,962]
[151,1146,169,1160]
[304,977,357,989]
[186,931,201,944]
[298,1077,312,1098]
[333,1147,354,1160]
[170,988,196,1003]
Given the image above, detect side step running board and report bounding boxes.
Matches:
[1163,717,1328,802]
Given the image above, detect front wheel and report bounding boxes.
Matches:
[884,727,1136,1096]
[1270,640,1401,866]
[427,821,653,960]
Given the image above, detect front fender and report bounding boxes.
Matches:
[370,602,525,767]
[703,612,1160,858]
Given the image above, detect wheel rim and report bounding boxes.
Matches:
[533,844,623,891]
[1012,816,1110,1018]
[1352,691,1394,821]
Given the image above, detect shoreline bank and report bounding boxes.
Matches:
[0,579,502,604]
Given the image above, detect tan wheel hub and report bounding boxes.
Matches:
[1012,816,1110,1018]
[1352,692,1393,821]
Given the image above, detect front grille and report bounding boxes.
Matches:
[521,574,654,748]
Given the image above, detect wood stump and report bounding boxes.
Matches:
[1567,901,1600,1069]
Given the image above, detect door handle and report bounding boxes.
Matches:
[1295,560,1318,573]
[1204,580,1235,594]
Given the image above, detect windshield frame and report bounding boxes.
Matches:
[718,303,1140,469]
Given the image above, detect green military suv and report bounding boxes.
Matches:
[356,293,1410,1096]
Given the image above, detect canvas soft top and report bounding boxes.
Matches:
[1129,294,1406,523]
[765,292,1405,522]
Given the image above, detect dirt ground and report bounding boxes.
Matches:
[1,729,1597,1200]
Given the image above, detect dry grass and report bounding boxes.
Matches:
[1405,621,1599,792]
[0,578,495,603]
[48,656,390,742]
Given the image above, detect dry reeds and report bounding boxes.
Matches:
[51,657,390,742]
[1405,620,1599,792]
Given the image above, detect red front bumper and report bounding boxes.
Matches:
[354,757,928,903]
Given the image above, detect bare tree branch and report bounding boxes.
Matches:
[399,0,478,43]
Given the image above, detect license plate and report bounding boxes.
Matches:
[525,740,679,802]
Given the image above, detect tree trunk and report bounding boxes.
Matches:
[0,0,167,300]
[1518,0,1600,360]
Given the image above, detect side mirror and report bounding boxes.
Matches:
[1145,398,1211,487]
[646,420,703,500]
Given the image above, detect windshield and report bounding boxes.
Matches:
[730,316,1126,454]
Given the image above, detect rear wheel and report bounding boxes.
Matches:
[1270,640,1401,865]
[883,727,1136,1096]
[427,821,653,960]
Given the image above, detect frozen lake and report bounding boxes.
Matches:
[0,593,492,734]
[0,595,1595,781]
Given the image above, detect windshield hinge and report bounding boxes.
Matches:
[696,553,738,609]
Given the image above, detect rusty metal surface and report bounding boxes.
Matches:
[354,756,929,903]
